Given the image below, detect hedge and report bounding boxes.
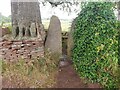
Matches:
[72,2,119,88]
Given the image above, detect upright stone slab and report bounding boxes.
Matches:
[45,15,62,55]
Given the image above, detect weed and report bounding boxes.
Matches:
[2,51,59,88]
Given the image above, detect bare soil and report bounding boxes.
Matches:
[2,60,102,88]
[56,38,102,88]
[54,61,102,88]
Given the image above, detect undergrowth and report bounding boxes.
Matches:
[2,51,59,88]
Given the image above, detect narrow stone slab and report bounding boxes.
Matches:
[45,15,62,55]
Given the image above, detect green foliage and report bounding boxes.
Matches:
[72,2,119,88]
[0,14,12,34]
[118,21,120,65]
[0,13,11,24]
[0,21,4,27]
[7,24,12,33]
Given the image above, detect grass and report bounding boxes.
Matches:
[42,19,71,32]
[2,51,59,88]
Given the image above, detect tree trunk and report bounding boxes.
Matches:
[11,0,42,39]
[11,1,19,38]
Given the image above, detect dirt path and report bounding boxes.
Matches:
[54,61,101,88]
[54,63,87,88]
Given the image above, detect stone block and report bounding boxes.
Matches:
[45,15,62,55]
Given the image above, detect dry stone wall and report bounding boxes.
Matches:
[0,39,44,61]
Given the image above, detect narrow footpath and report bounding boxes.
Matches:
[54,60,102,88]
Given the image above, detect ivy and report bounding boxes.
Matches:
[72,2,119,89]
